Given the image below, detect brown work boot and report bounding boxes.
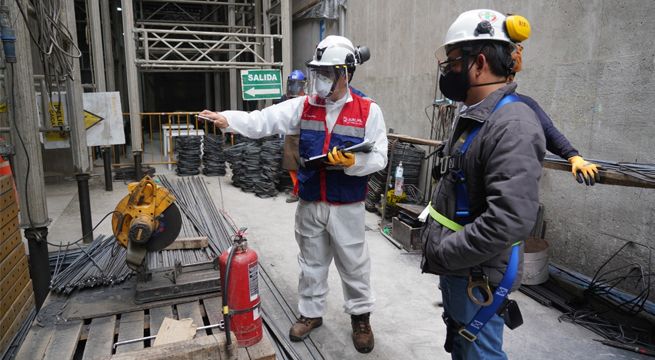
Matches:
[351,313,374,353]
[289,315,323,341]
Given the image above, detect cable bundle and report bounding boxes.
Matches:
[255,138,284,198]
[175,136,202,176]
[224,139,259,190]
[202,134,227,176]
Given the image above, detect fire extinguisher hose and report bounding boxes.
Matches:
[222,245,237,347]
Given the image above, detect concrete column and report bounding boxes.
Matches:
[338,3,346,36]
[263,0,273,107]
[100,0,116,91]
[4,0,49,309]
[121,0,144,179]
[63,0,93,242]
[88,0,106,91]
[281,0,292,89]
[229,0,238,110]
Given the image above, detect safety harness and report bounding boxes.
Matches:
[429,93,524,343]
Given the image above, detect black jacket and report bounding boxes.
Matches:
[421,83,546,290]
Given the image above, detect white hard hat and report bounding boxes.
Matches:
[308,35,360,67]
[436,9,514,61]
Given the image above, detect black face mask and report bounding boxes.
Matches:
[439,57,471,102]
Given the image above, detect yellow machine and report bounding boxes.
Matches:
[112,176,182,270]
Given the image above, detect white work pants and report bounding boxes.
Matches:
[295,200,374,318]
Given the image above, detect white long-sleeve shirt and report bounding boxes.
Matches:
[221,92,388,177]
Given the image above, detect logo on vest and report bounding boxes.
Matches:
[342,116,364,127]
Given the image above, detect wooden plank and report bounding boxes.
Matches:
[116,311,145,354]
[153,317,195,347]
[0,175,12,195]
[164,236,209,250]
[0,255,28,299]
[176,301,206,336]
[14,301,54,360]
[245,331,276,360]
[202,297,223,327]
[0,261,29,315]
[0,230,21,264]
[543,160,655,189]
[108,334,228,360]
[0,294,33,357]
[0,202,18,228]
[0,280,32,336]
[43,320,83,360]
[0,243,24,280]
[82,316,117,360]
[0,216,18,246]
[0,189,16,211]
[387,133,443,147]
[149,306,173,336]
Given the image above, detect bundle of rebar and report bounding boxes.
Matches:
[545,155,655,186]
[158,176,235,254]
[50,235,133,295]
[175,136,202,176]
[202,134,227,176]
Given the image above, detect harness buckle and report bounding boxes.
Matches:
[467,271,494,307]
[457,328,478,342]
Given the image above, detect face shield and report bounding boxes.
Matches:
[286,79,307,98]
[307,65,349,106]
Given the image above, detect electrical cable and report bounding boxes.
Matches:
[7,62,35,230]
[557,241,655,350]
[45,210,121,248]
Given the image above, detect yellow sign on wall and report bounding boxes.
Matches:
[48,103,65,127]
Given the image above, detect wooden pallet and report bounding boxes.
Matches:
[0,175,34,357]
[14,295,275,360]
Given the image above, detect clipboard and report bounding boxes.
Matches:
[300,141,375,169]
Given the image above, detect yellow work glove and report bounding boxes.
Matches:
[568,155,600,186]
[326,146,355,168]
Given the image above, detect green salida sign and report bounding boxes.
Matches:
[240,69,283,100]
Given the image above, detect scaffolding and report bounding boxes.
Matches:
[131,0,284,71]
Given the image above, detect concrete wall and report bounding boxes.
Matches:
[346,1,655,293]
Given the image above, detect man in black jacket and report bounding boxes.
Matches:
[421,9,545,359]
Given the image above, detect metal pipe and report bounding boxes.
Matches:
[76,173,93,243]
[134,152,143,180]
[134,28,282,38]
[103,147,113,191]
[25,227,50,310]
[113,322,225,349]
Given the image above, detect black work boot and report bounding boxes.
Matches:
[289,315,323,341]
[351,313,374,353]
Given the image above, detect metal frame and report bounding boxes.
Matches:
[129,0,285,72]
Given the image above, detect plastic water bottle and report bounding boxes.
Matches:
[394,162,404,197]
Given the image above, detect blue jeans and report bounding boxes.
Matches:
[440,275,507,360]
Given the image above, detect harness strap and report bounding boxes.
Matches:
[458,241,521,342]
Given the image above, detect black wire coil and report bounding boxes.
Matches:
[175,136,202,176]
[202,134,227,176]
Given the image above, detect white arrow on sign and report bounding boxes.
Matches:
[245,87,280,97]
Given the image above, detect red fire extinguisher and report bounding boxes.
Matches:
[218,227,263,347]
